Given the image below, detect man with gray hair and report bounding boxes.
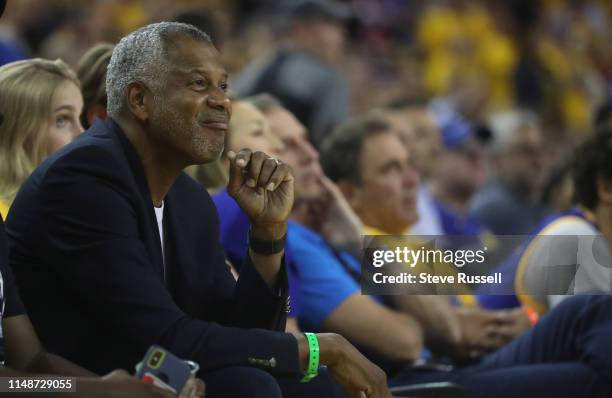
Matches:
[7,22,390,398]
[470,109,549,235]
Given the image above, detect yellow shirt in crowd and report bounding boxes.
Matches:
[0,200,8,221]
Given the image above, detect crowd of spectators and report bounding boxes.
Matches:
[1,1,612,397]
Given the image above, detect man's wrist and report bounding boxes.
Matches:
[296,333,309,373]
[250,221,287,241]
[296,333,343,372]
[300,333,320,382]
[317,333,344,366]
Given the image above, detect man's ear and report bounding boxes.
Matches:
[596,177,612,206]
[125,82,151,122]
[337,180,362,211]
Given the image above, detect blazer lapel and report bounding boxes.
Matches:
[105,119,166,282]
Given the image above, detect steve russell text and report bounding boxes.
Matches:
[372,272,502,285]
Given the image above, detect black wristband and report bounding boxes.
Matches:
[248,230,286,255]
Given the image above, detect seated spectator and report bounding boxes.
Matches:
[470,110,549,235]
[321,112,612,398]
[384,97,444,236]
[233,0,350,148]
[475,155,571,312]
[0,75,204,398]
[76,42,113,129]
[0,58,83,218]
[211,99,303,332]
[539,161,574,214]
[480,131,612,314]
[426,102,492,250]
[417,102,505,276]
[213,100,284,269]
[0,174,202,398]
[218,95,427,374]
[6,22,389,398]
[320,111,528,358]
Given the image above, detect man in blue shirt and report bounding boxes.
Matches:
[215,95,425,371]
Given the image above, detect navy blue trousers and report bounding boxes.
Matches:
[203,366,344,398]
[391,295,612,398]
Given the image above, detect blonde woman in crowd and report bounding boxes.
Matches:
[0,58,84,218]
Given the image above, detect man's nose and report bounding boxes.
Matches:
[206,90,231,112]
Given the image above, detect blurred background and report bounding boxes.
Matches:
[2,0,611,130]
[1,0,611,213]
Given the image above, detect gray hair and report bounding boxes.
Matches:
[106,22,212,117]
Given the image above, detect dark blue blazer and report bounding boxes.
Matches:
[6,119,299,376]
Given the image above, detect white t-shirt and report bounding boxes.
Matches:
[154,202,165,260]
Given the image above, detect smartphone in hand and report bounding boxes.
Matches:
[136,346,193,394]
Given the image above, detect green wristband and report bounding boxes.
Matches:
[300,332,319,383]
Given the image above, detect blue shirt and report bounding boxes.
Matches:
[287,222,367,330]
[0,40,27,67]
[435,199,486,237]
[288,223,430,365]
[434,198,491,252]
[213,189,249,269]
[213,189,302,317]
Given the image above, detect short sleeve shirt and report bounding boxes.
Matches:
[287,222,362,330]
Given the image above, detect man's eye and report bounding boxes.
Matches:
[192,79,207,89]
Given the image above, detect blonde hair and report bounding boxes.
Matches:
[0,58,79,205]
